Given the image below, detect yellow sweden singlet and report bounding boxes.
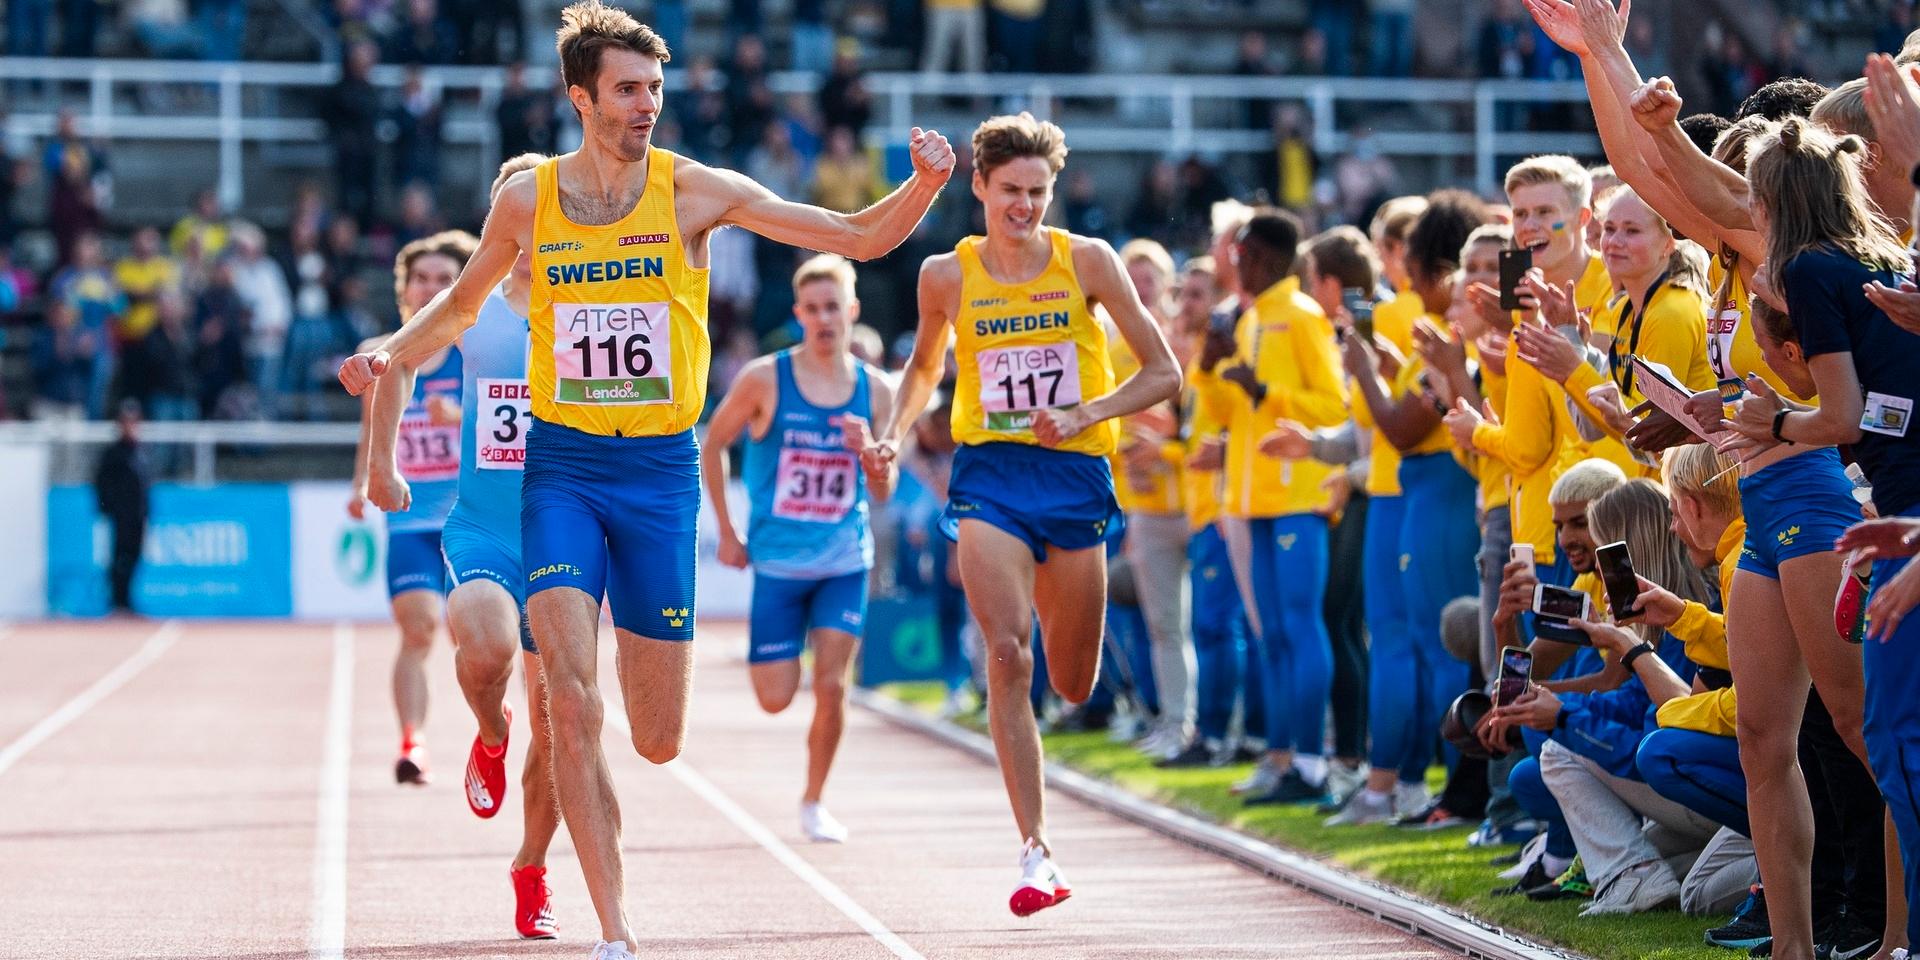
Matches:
[528,150,711,436]
[950,229,1118,457]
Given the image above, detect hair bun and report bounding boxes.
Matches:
[1779,119,1804,148]
[1836,135,1866,155]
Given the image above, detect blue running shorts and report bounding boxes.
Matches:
[1738,447,1862,579]
[520,419,700,641]
[386,529,446,599]
[747,569,870,664]
[441,509,537,654]
[940,441,1124,562]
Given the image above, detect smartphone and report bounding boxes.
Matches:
[1342,287,1376,343]
[1510,543,1535,568]
[1533,583,1591,623]
[1595,541,1641,622]
[1499,247,1533,311]
[1496,645,1534,707]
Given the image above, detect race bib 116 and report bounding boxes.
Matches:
[476,377,531,470]
[976,343,1082,432]
[551,302,672,405]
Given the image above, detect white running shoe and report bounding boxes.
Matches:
[800,802,848,843]
[1323,789,1395,826]
[1392,782,1432,819]
[1578,859,1680,916]
[1324,762,1369,808]
[1498,832,1550,881]
[1008,838,1072,917]
[590,941,638,960]
[1230,756,1281,795]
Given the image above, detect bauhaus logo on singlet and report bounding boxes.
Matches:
[544,257,665,286]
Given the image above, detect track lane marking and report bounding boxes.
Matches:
[0,619,182,778]
[308,621,354,960]
[603,703,924,959]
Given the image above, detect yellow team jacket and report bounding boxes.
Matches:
[1182,349,1226,532]
[1564,282,1716,476]
[1193,277,1349,518]
[528,150,712,436]
[1109,331,1183,514]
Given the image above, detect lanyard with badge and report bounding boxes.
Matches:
[1606,271,1669,401]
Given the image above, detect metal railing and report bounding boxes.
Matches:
[0,419,360,486]
[0,57,1601,206]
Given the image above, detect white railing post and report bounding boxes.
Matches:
[1308,81,1336,157]
[89,64,112,137]
[193,438,216,487]
[1170,81,1193,157]
[478,72,503,210]
[219,67,245,211]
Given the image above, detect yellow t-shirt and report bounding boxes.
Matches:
[1705,259,1811,404]
[1109,332,1182,514]
[1471,339,1580,562]
[113,255,179,340]
[528,150,712,436]
[1565,281,1715,477]
[1192,276,1348,518]
[1354,290,1423,498]
[949,228,1118,457]
[1182,351,1226,532]
[1470,343,1512,511]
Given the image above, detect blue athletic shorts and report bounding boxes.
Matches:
[1738,447,1862,579]
[940,441,1124,562]
[521,419,699,641]
[441,510,537,654]
[748,569,869,664]
[386,529,446,599]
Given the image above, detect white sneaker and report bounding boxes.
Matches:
[1498,833,1550,881]
[1578,859,1681,916]
[1324,762,1369,807]
[1106,710,1146,743]
[590,941,638,960]
[800,802,848,843]
[1230,757,1281,795]
[1392,782,1432,819]
[1323,789,1395,826]
[939,688,975,719]
[1008,838,1072,917]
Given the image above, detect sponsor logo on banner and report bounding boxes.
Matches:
[47,484,292,616]
[292,481,390,620]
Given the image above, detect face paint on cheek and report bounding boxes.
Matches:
[1550,221,1568,237]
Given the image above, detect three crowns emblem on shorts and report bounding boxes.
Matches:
[662,606,691,628]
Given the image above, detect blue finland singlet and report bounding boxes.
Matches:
[741,350,874,580]
[450,287,530,531]
[388,347,462,534]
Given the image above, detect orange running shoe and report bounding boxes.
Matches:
[465,702,512,818]
[511,864,557,940]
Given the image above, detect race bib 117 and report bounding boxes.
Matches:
[476,377,531,470]
[551,302,672,405]
[976,343,1082,432]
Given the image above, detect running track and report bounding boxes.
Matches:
[0,619,1455,960]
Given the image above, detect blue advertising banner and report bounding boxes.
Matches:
[857,593,948,686]
[47,484,294,617]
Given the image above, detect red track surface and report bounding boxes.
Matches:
[0,619,1454,960]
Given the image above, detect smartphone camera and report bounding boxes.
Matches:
[1342,287,1376,343]
[1595,541,1641,623]
[1496,645,1533,708]
[1499,247,1533,312]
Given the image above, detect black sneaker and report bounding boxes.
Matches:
[1750,940,1772,958]
[1154,739,1214,769]
[1707,886,1771,950]
[1243,769,1329,806]
[1816,911,1882,960]
[1492,859,1553,897]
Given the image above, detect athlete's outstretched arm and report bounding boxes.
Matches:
[683,129,954,263]
[868,257,958,468]
[1629,77,1761,250]
[338,176,534,395]
[1043,238,1181,446]
[364,360,418,514]
[701,360,776,570]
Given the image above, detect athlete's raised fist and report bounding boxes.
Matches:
[1629,77,1682,132]
[860,440,898,478]
[338,350,392,396]
[908,127,956,179]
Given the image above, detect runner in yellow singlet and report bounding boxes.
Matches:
[338,4,954,957]
[863,114,1181,918]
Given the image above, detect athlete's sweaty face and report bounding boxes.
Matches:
[1508,182,1586,277]
[1599,192,1672,292]
[403,252,461,315]
[794,277,857,350]
[974,156,1055,242]
[578,48,663,163]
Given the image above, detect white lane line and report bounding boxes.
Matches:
[308,622,354,960]
[0,619,182,778]
[600,706,922,959]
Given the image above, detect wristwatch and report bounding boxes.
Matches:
[1622,641,1656,670]
[1771,407,1793,444]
